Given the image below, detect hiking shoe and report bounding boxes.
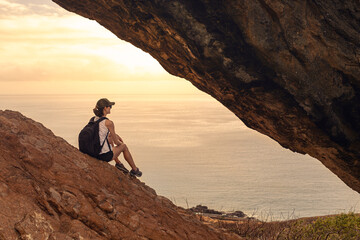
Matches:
[115,163,129,174]
[130,168,142,177]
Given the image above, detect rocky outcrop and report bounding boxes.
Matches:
[189,205,247,219]
[52,0,360,193]
[0,110,241,239]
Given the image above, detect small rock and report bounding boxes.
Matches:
[98,201,114,213]
[49,187,61,203]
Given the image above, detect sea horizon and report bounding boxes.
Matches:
[1,93,359,220]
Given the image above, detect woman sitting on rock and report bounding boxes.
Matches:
[93,98,142,177]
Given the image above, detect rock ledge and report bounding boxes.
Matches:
[0,110,241,240]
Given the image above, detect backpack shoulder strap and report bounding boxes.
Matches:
[99,116,108,122]
[101,130,110,149]
[92,116,108,124]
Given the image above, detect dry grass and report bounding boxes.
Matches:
[197,212,360,240]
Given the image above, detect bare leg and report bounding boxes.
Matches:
[112,155,121,165]
[113,143,137,170]
[114,157,121,165]
[108,135,122,165]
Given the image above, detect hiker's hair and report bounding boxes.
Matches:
[93,107,104,117]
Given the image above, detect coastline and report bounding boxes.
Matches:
[188,205,360,239]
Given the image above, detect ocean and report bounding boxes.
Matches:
[1,93,359,220]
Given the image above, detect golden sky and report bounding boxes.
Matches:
[0,0,199,94]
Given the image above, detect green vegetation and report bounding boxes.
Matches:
[301,213,360,240]
[218,213,360,240]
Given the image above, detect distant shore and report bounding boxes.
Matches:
[188,205,360,239]
[188,204,256,222]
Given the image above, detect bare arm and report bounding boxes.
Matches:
[105,120,122,146]
[108,134,123,146]
[107,134,115,147]
[116,134,123,143]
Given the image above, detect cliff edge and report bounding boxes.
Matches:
[0,110,241,240]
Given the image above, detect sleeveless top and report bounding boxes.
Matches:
[94,116,112,154]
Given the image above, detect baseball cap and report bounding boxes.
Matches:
[96,98,115,108]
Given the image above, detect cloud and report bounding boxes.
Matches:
[0,52,172,82]
[0,0,27,16]
[0,0,195,95]
[0,0,167,82]
[0,0,69,18]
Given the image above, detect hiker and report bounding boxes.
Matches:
[92,98,142,177]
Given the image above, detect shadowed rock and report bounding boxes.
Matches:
[0,110,241,239]
[52,0,360,193]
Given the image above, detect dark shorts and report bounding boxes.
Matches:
[97,151,114,162]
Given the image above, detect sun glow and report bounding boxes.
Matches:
[0,0,198,95]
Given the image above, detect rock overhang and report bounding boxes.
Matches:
[51,0,360,192]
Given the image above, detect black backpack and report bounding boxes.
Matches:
[78,117,109,157]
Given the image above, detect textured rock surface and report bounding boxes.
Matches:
[52,0,360,193]
[0,110,241,239]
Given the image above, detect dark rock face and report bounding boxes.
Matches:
[52,0,360,192]
[0,110,240,239]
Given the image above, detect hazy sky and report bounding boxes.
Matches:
[0,0,198,94]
